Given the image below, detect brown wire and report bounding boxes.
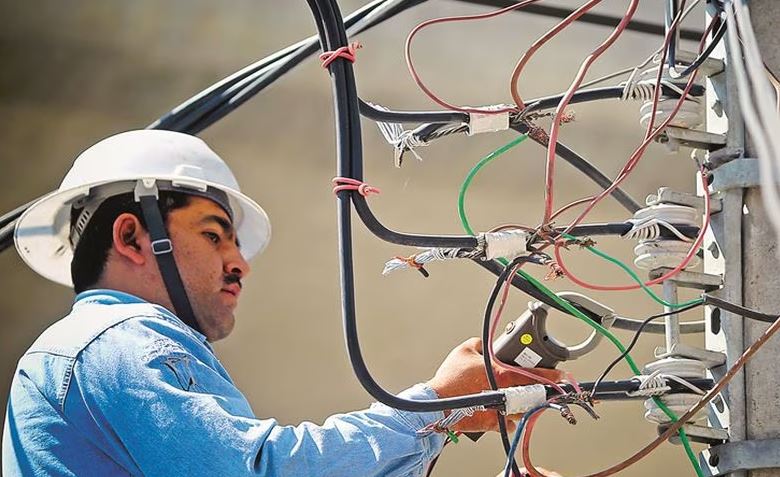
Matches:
[523,314,780,477]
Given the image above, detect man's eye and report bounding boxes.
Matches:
[204,232,221,244]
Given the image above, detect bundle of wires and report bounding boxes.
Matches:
[723,0,780,250]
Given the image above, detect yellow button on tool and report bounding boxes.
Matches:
[520,333,533,345]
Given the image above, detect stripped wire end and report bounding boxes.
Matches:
[559,110,576,124]
[544,262,565,281]
[527,124,550,145]
[550,403,577,425]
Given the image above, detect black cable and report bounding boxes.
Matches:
[0,0,431,256]
[555,222,699,239]
[0,222,14,253]
[154,0,427,134]
[482,257,527,477]
[552,377,714,400]
[359,99,468,124]
[517,84,705,119]
[672,20,726,78]
[511,122,642,214]
[0,198,37,229]
[612,315,705,334]
[456,0,705,41]
[703,294,778,324]
[591,301,704,396]
[362,85,704,128]
[667,1,726,79]
[308,0,509,412]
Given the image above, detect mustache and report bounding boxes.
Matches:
[223,273,242,289]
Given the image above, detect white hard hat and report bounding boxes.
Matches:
[15,130,271,287]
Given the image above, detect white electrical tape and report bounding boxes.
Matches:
[502,384,547,414]
[484,230,529,260]
[467,107,510,136]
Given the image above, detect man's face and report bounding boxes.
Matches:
[165,197,250,341]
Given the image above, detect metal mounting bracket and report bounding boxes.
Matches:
[701,439,780,476]
[654,342,727,368]
[646,187,723,214]
[660,127,727,151]
[710,158,761,192]
[648,267,723,291]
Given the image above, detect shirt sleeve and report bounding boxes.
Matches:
[71,316,447,477]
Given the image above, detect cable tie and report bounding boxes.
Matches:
[319,42,362,69]
[332,177,381,197]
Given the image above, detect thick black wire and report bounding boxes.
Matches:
[0,0,426,255]
[591,301,704,396]
[553,377,714,400]
[458,0,705,41]
[309,0,509,412]
[482,257,529,477]
[666,0,726,79]
[359,99,468,124]
[703,294,778,324]
[611,315,704,334]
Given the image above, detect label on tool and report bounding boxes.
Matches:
[513,347,543,367]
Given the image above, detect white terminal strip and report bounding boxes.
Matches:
[502,384,548,414]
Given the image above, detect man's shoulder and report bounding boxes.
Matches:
[26,300,186,360]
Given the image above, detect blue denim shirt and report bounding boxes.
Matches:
[2,290,446,476]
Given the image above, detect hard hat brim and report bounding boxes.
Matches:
[15,178,271,288]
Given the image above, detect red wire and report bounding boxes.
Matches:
[404,0,543,114]
[556,13,716,237]
[521,408,548,477]
[541,0,640,225]
[554,167,710,291]
[509,0,605,111]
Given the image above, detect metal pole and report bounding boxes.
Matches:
[705,1,780,475]
[738,2,780,476]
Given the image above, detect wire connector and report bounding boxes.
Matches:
[467,106,511,136]
[483,229,530,261]
[502,384,547,414]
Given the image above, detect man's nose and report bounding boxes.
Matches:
[224,246,250,279]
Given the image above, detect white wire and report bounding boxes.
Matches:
[382,247,463,275]
[624,218,695,242]
[726,1,780,249]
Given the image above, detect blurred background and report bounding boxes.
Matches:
[0,1,709,475]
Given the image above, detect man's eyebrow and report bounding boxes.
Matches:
[199,214,239,246]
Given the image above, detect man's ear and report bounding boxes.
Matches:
[112,213,147,266]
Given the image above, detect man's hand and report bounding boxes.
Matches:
[426,337,563,432]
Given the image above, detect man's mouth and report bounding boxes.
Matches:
[221,284,241,298]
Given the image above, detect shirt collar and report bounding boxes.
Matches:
[73,289,210,345]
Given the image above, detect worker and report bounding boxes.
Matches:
[2,130,561,476]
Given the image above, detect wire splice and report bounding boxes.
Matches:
[502,384,548,414]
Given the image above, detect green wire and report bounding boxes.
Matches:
[458,136,704,477]
[559,232,704,309]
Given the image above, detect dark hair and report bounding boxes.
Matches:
[70,191,191,293]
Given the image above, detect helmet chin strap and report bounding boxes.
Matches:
[134,179,204,337]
